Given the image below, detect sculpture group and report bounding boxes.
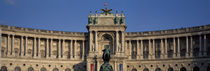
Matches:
[100,46,113,71]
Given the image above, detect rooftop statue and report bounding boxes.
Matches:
[101,2,112,15]
[100,45,113,71]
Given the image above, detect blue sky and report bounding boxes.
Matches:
[0,0,210,32]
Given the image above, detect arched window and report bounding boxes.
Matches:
[180,67,187,71]
[53,68,59,71]
[28,67,34,71]
[131,68,137,71]
[168,67,173,71]
[155,68,161,71]
[193,66,199,71]
[1,66,7,71]
[40,67,47,71]
[15,66,21,71]
[65,68,71,71]
[143,68,149,71]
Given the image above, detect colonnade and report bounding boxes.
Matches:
[2,34,86,60]
[127,34,209,59]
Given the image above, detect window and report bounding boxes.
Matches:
[15,66,21,71]
[53,68,59,71]
[40,67,47,71]
[168,67,173,71]
[132,68,137,71]
[143,40,149,59]
[155,40,161,58]
[180,67,186,71]
[65,68,71,71]
[193,66,199,71]
[143,68,149,71]
[1,66,7,71]
[28,67,34,71]
[155,68,161,71]
[132,41,137,59]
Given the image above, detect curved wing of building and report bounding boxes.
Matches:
[1,9,210,71]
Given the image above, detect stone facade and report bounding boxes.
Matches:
[0,10,210,71]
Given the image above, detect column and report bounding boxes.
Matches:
[70,40,73,59]
[152,39,155,59]
[177,37,180,57]
[137,40,140,59]
[20,36,24,56]
[33,37,36,57]
[116,31,119,53]
[165,38,168,58]
[122,31,125,53]
[89,31,93,52]
[140,40,143,59]
[62,39,65,58]
[204,34,207,56]
[7,34,10,56]
[95,31,98,53]
[129,40,132,59]
[186,36,189,57]
[11,35,14,56]
[25,36,28,56]
[160,39,164,58]
[49,38,53,58]
[82,40,85,59]
[173,37,176,58]
[190,36,193,57]
[74,40,77,59]
[58,39,61,58]
[46,38,49,58]
[199,35,202,56]
[38,37,40,58]
[149,39,152,59]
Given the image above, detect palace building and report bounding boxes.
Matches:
[0,8,210,71]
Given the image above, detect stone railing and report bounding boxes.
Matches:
[0,24,87,36]
[126,24,210,36]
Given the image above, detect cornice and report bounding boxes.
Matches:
[126,24,210,37]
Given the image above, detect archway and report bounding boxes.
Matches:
[1,66,7,71]
[28,67,34,71]
[193,66,199,71]
[15,66,21,71]
[180,67,187,71]
[143,68,149,71]
[155,68,161,71]
[131,68,137,71]
[53,68,59,71]
[40,67,47,71]
[100,34,114,54]
[168,67,173,71]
